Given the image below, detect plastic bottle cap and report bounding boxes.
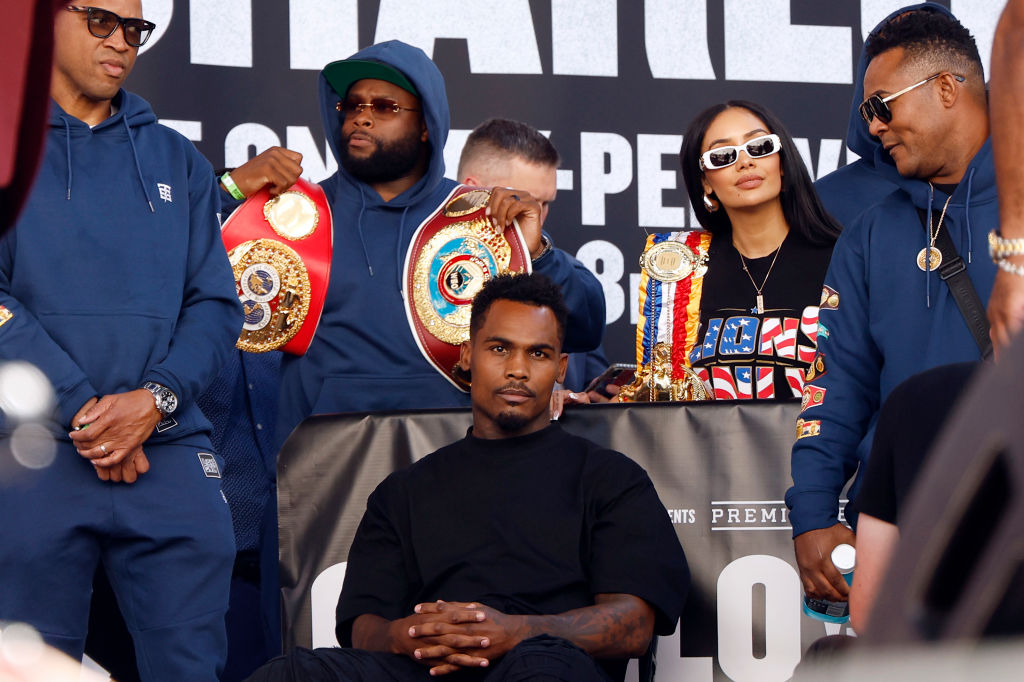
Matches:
[831,543,856,573]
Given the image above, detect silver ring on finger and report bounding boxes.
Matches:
[100,444,108,455]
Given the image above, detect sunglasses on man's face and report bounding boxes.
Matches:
[66,5,156,47]
[699,134,782,171]
[858,72,966,125]
[335,98,421,119]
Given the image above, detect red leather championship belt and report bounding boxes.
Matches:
[220,178,332,355]
[404,186,532,391]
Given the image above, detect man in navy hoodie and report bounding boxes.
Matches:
[0,2,240,680]
[787,8,997,604]
[814,3,957,228]
[274,41,605,450]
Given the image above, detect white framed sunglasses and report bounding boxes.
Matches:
[699,133,782,171]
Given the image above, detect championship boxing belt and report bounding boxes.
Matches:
[616,229,713,402]
[403,185,532,391]
[220,178,332,355]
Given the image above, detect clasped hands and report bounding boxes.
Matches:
[392,600,526,677]
[67,390,162,483]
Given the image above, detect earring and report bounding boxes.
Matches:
[703,192,718,213]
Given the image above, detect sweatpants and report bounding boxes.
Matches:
[0,438,235,681]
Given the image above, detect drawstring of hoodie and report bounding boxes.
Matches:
[926,184,935,308]
[963,167,975,264]
[123,116,154,213]
[355,190,373,277]
[62,118,73,200]
[395,206,410,292]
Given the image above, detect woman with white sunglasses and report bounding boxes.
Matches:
[677,101,842,400]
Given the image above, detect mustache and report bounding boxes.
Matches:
[346,130,379,144]
[496,382,535,398]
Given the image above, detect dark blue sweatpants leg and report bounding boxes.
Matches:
[104,440,235,682]
[0,442,104,659]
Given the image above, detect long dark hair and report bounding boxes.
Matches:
[679,100,842,246]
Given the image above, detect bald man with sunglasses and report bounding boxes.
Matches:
[0,2,240,679]
[787,6,997,606]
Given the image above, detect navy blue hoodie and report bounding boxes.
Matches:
[0,90,241,441]
[814,4,957,227]
[787,6,997,536]
[276,41,605,448]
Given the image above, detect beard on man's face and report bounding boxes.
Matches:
[495,410,530,433]
[339,127,425,185]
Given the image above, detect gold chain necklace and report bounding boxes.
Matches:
[918,184,954,271]
[738,242,783,315]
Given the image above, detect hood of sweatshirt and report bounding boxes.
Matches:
[318,40,450,211]
[847,3,956,164]
[49,89,159,211]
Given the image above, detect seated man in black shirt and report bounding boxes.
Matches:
[247,273,689,681]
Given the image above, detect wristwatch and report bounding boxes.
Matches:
[142,381,178,418]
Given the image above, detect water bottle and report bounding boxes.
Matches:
[802,543,855,623]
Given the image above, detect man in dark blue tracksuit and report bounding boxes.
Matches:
[787,6,997,604]
[0,2,240,679]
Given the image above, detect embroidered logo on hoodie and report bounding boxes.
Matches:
[157,183,172,203]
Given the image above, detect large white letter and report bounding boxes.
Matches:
[637,134,686,228]
[579,133,633,226]
[286,127,338,183]
[792,138,845,182]
[310,563,346,648]
[950,2,1000,74]
[290,0,358,70]
[224,123,281,169]
[552,0,617,76]
[717,555,802,682]
[159,119,202,143]
[576,241,624,324]
[191,1,252,67]
[645,0,716,80]
[724,0,850,84]
[374,0,541,74]
[138,0,173,56]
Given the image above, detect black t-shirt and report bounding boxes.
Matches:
[335,424,690,678]
[854,362,978,524]
[689,230,833,400]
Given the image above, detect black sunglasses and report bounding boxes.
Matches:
[858,72,965,125]
[335,98,420,119]
[66,5,156,48]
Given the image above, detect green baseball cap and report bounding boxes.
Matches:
[323,59,419,99]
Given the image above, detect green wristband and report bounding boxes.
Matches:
[220,171,245,200]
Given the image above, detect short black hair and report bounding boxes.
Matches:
[469,272,568,346]
[458,118,560,178]
[865,8,983,81]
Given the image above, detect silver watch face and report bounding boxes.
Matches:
[144,383,177,416]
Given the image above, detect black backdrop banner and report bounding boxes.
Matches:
[277,401,854,682]
[125,1,1001,366]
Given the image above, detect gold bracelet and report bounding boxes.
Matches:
[988,229,1024,260]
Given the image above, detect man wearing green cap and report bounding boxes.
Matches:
[274,40,605,451]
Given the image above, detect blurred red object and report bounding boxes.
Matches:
[0,1,66,233]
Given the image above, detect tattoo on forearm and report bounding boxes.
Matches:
[527,594,654,658]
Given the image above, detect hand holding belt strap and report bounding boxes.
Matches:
[932,220,993,359]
